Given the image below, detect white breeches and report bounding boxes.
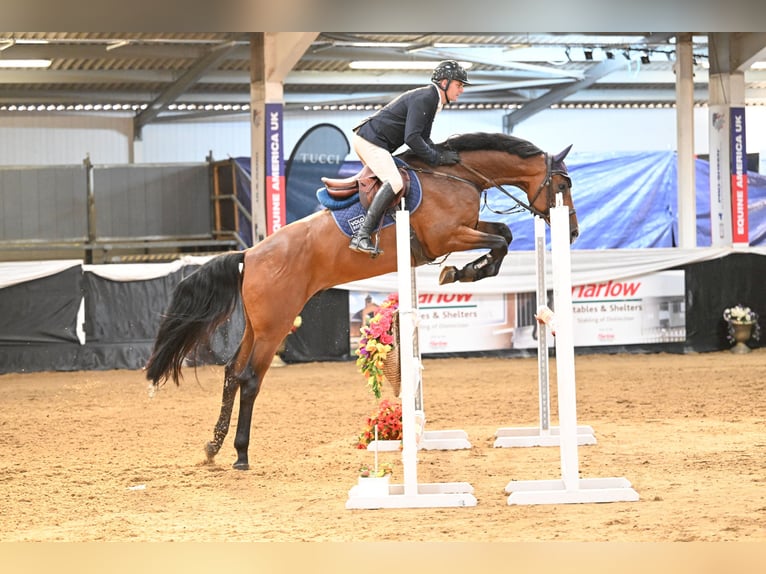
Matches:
[352,133,404,193]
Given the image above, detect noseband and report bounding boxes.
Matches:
[525,154,576,220]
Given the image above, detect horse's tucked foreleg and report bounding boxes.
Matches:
[439,222,512,284]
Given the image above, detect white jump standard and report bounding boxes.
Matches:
[494,216,596,448]
[505,196,639,505]
[346,206,477,509]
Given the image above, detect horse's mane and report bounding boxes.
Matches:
[437,132,543,158]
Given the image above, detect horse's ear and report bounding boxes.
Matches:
[553,144,573,164]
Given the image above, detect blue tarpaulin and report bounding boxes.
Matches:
[242,151,766,250]
[480,151,766,250]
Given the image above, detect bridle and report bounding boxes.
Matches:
[450,153,575,221]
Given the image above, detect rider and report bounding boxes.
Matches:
[348,60,471,256]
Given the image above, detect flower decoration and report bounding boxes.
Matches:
[359,462,393,478]
[356,399,403,449]
[723,304,760,343]
[355,293,398,398]
[290,315,302,334]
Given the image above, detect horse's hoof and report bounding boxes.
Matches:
[232,461,250,471]
[204,442,218,463]
[439,266,458,285]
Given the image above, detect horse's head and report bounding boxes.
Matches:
[528,145,579,243]
[435,133,579,243]
[546,144,580,243]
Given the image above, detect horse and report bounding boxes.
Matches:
[145,131,578,470]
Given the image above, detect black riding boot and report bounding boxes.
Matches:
[349,181,397,256]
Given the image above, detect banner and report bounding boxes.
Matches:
[709,105,732,246]
[265,102,286,235]
[349,271,686,354]
[349,291,514,354]
[285,123,350,223]
[730,107,749,245]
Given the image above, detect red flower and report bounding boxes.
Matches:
[355,399,403,448]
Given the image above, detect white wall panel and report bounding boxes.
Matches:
[0,114,131,166]
[138,119,251,164]
[1,107,765,171]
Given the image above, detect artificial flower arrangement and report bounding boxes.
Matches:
[355,293,399,398]
[356,399,403,449]
[723,304,761,343]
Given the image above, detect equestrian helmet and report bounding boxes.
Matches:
[431,60,471,85]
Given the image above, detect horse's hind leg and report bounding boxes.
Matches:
[231,343,277,470]
[204,359,247,464]
[204,326,255,465]
[439,221,512,284]
[231,364,262,470]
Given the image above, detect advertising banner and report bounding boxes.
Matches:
[285,123,349,223]
[265,102,286,235]
[350,271,686,354]
[569,270,685,346]
[709,105,732,246]
[349,291,514,354]
[730,107,749,245]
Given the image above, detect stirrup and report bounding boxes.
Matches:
[349,234,383,258]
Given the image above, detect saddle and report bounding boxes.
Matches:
[321,165,411,209]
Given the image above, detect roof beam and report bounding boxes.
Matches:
[730,32,766,70]
[133,41,239,136]
[503,59,624,131]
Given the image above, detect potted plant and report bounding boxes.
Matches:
[723,304,760,353]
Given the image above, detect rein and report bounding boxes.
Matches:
[457,153,573,221]
[402,152,574,221]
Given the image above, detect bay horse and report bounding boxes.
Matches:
[145,132,577,470]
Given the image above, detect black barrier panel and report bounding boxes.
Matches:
[0,265,82,345]
[684,252,766,353]
[282,288,351,363]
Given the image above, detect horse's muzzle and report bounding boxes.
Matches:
[570,228,580,243]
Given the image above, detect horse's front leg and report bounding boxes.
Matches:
[439,221,512,284]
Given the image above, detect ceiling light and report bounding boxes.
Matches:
[336,41,414,48]
[106,40,130,51]
[0,59,52,68]
[750,61,766,70]
[349,60,473,71]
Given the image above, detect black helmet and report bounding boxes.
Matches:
[431,60,471,85]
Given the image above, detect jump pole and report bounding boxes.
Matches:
[346,207,476,509]
[494,215,596,448]
[505,196,639,505]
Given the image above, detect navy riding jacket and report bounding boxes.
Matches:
[354,83,442,166]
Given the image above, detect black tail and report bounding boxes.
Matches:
[145,251,246,386]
